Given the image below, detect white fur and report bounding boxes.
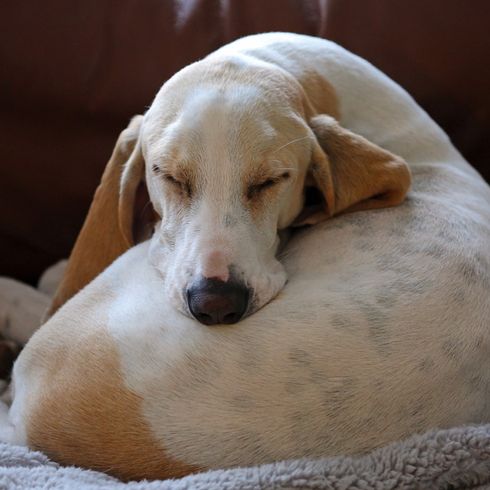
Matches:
[2,33,489,472]
[143,61,311,316]
[142,33,480,319]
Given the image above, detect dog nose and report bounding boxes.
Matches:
[186,277,250,325]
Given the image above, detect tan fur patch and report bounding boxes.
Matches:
[300,70,340,120]
[292,115,411,226]
[26,327,199,481]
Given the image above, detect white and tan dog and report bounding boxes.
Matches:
[1,33,489,482]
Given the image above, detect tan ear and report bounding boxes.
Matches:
[45,115,147,318]
[295,115,411,225]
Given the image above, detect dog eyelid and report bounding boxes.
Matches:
[246,171,290,199]
[163,173,179,185]
[162,173,192,198]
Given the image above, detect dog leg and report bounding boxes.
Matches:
[0,278,50,345]
[38,260,67,298]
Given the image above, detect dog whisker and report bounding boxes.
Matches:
[271,136,314,154]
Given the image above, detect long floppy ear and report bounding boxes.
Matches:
[294,115,411,225]
[46,115,153,318]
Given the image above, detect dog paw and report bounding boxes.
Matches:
[0,277,50,344]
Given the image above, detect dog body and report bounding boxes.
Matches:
[1,33,489,481]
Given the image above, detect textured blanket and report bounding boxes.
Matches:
[1,424,490,489]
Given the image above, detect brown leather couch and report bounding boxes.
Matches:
[1,0,489,284]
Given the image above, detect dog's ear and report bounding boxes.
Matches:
[46,115,155,318]
[293,115,411,226]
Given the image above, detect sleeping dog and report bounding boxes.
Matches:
[46,33,410,323]
[1,33,489,482]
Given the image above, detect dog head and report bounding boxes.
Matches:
[48,57,410,324]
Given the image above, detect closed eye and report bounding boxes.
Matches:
[162,173,192,198]
[247,171,290,199]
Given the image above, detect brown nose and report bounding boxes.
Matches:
[186,277,250,325]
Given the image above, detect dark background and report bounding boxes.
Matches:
[1,0,489,284]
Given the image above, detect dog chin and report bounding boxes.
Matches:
[148,242,288,323]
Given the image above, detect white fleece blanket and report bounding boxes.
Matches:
[1,424,490,489]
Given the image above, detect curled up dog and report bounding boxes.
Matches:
[47,34,410,324]
[3,33,487,482]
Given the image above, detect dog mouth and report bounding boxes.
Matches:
[180,274,289,326]
[151,232,290,326]
[176,281,264,325]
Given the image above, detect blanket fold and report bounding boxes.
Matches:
[1,424,490,489]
